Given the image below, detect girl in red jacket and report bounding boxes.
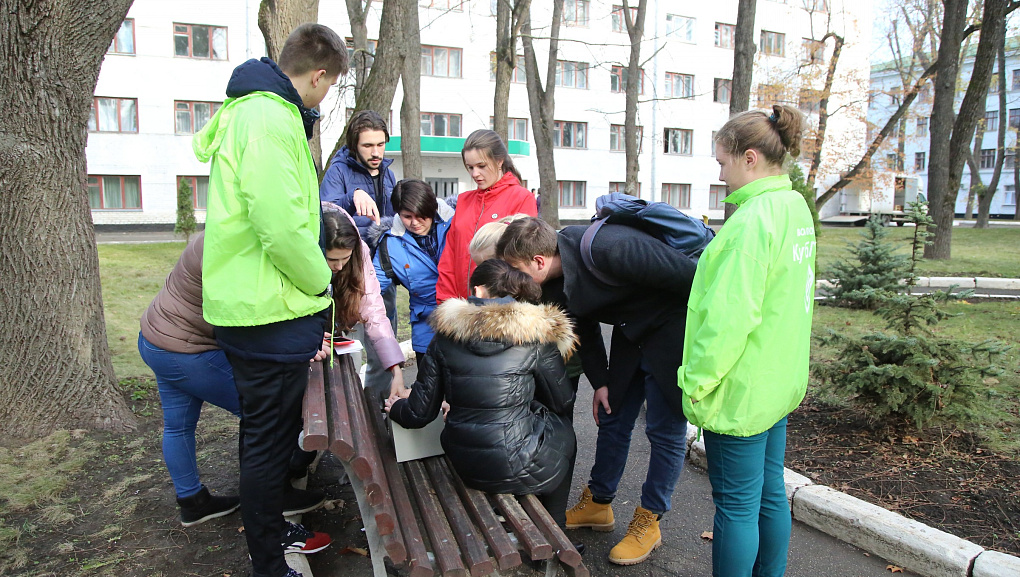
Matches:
[436,129,537,302]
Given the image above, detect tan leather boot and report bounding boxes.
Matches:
[564,486,615,531]
[608,506,661,565]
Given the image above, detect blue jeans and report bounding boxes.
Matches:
[704,417,791,577]
[138,334,241,498]
[588,360,688,515]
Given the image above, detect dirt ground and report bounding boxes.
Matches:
[2,386,1017,577]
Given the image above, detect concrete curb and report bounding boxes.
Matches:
[683,424,1020,577]
[817,276,1020,291]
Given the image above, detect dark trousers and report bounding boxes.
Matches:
[539,373,581,528]
[229,354,310,577]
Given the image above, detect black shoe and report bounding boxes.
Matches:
[572,541,586,556]
[177,486,239,527]
[289,448,317,480]
[282,487,326,516]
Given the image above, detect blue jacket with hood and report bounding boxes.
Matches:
[320,145,397,238]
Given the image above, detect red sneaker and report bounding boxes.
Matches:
[282,521,332,554]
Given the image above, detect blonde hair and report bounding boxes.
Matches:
[715,104,804,167]
[468,214,531,264]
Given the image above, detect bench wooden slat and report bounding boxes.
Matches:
[423,458,495,577]
[443,458,522,572]
[323,358,355,461]
[301,362,329,451]
[337,356,397,535]
[405,460,469,577]
[492,494,553,561]
[519,494,583,568]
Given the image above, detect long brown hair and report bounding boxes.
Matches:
[714,104,804,167]
[322,211,365,330]
[461,129,523,183]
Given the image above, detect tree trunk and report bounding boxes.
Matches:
[0,0,138,435]
[976,27,1008,228]
[399,0,422,179]
[1015,143,1020,221]
[323,0,407,177]
[259,0,323,172]
[345,0,374,100]
[805,33,844,192]
[965,122,984,219]
[492,0,531,143]
[523,0,564,228]
[726,0,757,220]
[927,0,1007,259]
[623,0,647,198]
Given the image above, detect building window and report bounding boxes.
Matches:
[666,14,695,43]
[609,124,643,152]
[664,128,693,155]
[709,185,727,209]
[988,76,1000,95]
[916,116,929,136]
[489,52,526,82]
[490,116,529,141]
[714,79,731,104]
[109,19,135,54]
[563,0,589,26]
[174,101,221,134]
[612,5,638,32]
[711,130,718,156]
[715,23,735,48]
[757,83,784,106]
[421,45,462,77]
[662,183,691,209]
[1013,70,1020,91]
[87,175,141,210]
[798,88,821,114]
[886,153,903,171]
[610,66,645,94]
[1006,153,1015,169]
[421,0,463,10]
[174,23,227,60]
[88,97,138,133]
[1009,109,1020,129]
[980,149,996,169]
[984,110,999,132]
[1005,185,1016,206]
[420,112,462,137]
[346,38,377,71]
[609,182,642,196]
[914,152,926,172]
[805,0,829,12]
[760,30,785,57]
[553,121,587,148]
[555,60,589,89]
[665,72,694,99]
[803,38,824,63]
[558,181,587,207]
[178,176,210,209]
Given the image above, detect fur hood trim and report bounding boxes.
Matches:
[431,298,577,358]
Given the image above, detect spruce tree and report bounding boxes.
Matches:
[821,216,909,309]
[174,178,197,243]
[788,161,821,235]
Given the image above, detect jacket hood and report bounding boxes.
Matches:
[226,58,320,139]
[339,145,395,175]
[430,298,577,358]
[383,197,456,237]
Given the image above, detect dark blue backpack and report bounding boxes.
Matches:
[580,192,716,286]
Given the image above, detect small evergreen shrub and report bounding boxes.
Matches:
[812,199,1009,428]
[821,216,909,309]
[175,179,197,243]
[788,162,822,236]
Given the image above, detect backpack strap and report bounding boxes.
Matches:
[377,237,398,284]
[580,218,625,287]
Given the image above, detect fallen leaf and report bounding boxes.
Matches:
[700,531,713,541]
[323,499,345,511]
[238,526,245,534]
[887,565,903,573]
[339,546,369,556]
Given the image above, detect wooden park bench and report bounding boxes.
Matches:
[302,353,589,577]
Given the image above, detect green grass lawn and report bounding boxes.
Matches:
[816,225,1020,278]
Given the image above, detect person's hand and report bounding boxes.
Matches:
[592,386,611,425]
[441,401,451,421]
[388,365,406,398]
[352,189,380,224]
[383,394,400,413]
[311,333,332,363]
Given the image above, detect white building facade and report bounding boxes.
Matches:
[87,0,872,226]
[868,40,1020,219]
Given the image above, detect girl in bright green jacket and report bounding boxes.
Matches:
[678,104,815,577]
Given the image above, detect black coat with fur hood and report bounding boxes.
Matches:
[389,296,578,496]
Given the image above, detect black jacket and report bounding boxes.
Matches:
[389,297,577,495]
[557,224,697,416]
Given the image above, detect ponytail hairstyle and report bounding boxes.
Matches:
[322,211,365,330]
[714,104,804,168]
[462,129,523,184]
[469,259,542,304]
